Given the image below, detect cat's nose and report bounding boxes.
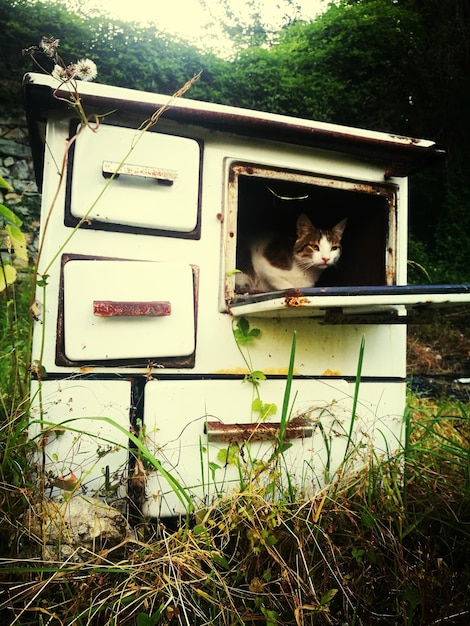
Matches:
[322,257,329,263]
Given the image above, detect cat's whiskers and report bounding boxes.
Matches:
[235,213,347,293]
[297,257,322,271]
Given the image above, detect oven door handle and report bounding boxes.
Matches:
[204,420,313,442]
[93,300,171,317]
[102,160,177,185]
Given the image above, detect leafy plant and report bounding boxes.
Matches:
[0,176,28,292]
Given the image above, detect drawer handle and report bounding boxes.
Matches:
[93,300,171,317]
[204,419,313,442]
[102,160,177,185]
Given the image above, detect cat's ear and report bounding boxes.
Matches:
[333,218,347,237]
[296,213,314,234]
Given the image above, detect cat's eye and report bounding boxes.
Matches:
[332,245,340,251]
[312,244,320,251]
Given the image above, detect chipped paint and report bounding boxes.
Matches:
[285,295,309,308]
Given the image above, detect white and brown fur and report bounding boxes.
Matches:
[235,213,347,293]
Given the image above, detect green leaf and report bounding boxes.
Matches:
[351,547,365,564]
[217,444,239,466]
[244,370,266,387]
[0,264,17,292]
[5,224,28,262]
[360,506,376,530]
[233,317,261,345]
[250,370,266,382]
[277,442,293,454]
[320,588,338,606]
[263,532,278,547]
[0,176,13,192]
[238,316,250,335]
[36,274,49,287]
[261,607,279,626]
[211,552,230,569]
[136,611,161,626]
[252,398,277,421]
[0,203,22,226]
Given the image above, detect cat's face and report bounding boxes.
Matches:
[293,213,347,270]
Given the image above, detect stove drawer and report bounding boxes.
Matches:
[66,124,200,234]
[29,379,131,498]
[59,258,196,364]
[142,378,403,517]
[141,378,353,517]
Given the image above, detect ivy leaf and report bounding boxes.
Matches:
[233,316,261,345]
[36,274,49,287]
[217,444,239,466]
[252,398,277,421]
[237,316,250,336]
[244,370,266,387]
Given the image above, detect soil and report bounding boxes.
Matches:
[407,309,470,400]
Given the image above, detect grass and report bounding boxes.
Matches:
[1,283,470,625]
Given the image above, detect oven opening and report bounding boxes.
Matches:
[229,164,396,300]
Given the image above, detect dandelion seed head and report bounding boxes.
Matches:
[51,64,68,82]
[40,36,60,58]
[75,58,98,82]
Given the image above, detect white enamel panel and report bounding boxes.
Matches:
[142,379,404,517]
[29,379,131,498]
[68,124,200,232]
[63,260,195,361]
[230,291,470,318]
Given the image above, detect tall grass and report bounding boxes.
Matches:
[1,280,470,625]
[0,276,32,420]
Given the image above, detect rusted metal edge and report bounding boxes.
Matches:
[23,73,445,189]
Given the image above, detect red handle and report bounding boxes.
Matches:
[93,300,171,317]
[204,419,313,442]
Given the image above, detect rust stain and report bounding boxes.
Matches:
[284,295,309,307]
[93,300,171,317]
[205,417,313,442]
[263,367,300,375]
[102,160,177,184]
[322,369,342,376]
[213,367,250,375]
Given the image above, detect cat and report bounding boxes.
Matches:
[235,213,347,293]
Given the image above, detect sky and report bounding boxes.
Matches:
[62,0,327,56]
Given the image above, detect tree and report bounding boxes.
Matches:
[2,0,469,281]
[198,0,303,50]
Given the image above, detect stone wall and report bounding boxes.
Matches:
[0,112,41,264]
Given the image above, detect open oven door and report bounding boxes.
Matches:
[228,284,470,323]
